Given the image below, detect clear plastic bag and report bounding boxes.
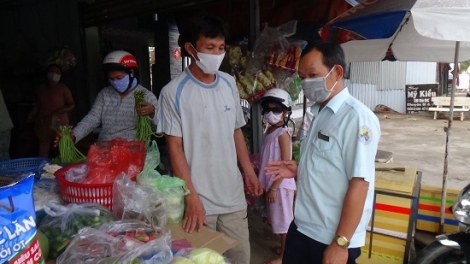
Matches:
[98,219,170,244]
[137,141,163,188]
[145,140,161,170]
[34,179,60,211]
[41,163,63,179]
[64,163,88,183]
[273,20,298,38]
[96,231,173,264]
[39,202,115,258]
[154,175,189,224]
[113,173,167,227]
[56,227,144,263]
[247,25,290,75]
[171,248,230,264]
[274,71,302,101]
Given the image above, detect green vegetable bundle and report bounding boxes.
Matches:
[56,125,86,164]
[134,91,159,147]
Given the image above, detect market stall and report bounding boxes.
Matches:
[0,136,238,264]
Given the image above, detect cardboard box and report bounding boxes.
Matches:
[167,224,240,254]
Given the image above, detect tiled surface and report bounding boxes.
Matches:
[249,210,279,264]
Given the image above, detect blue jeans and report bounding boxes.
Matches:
[283,221,361,264]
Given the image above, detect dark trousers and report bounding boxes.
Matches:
[283,221,361,264]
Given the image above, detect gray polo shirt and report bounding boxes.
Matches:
[157,68,246,215]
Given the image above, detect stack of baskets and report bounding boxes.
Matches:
[0,157,50,186]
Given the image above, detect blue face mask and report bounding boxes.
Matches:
[109,74,137,93]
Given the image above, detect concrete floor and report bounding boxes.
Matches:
[248,111,470,264]
[376,112,470,190]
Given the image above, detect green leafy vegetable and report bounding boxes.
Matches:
[56,125,86,164]
[134,91,160,147]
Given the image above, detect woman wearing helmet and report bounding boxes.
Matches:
[71,50,158,143]
[258,88,296,264]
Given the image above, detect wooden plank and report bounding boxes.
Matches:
[431,96,470,107]
[428,107,470,112]
[428,108,469,111]
[375,163,417,195]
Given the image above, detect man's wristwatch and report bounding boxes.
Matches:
[334,234,350,248]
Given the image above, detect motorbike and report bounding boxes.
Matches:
[412,183,470,264]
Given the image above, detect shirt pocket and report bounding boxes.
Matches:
[313,137,334,152]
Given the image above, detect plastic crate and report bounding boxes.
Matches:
[0,157,50,177]
[54,164,136,210]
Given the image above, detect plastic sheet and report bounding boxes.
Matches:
[56,227,144,263]
[137,140,163,188]
[229,21,306,103]
[171,248,230,264]
[64,163,88,183]
[113,173,167,228]
[34,178,60,211]
[39,202,114,258]
[98,219,169,244]
[85,138,146,184]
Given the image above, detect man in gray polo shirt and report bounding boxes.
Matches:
[157,14,262,264]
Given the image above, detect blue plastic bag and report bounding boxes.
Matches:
[0,174,45,264]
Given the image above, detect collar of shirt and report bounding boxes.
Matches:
[311,87,351,115]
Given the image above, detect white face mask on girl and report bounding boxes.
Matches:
[190,45,225,74]
[47,72,61,82]
[301,66,338,103]
[263,111,283,125]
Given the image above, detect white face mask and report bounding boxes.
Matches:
[301,66,338,103]
[190,45,225,74]
[47,72,61,82]
[263,111,283,125]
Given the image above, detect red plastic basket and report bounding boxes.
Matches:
[54,163,136,210]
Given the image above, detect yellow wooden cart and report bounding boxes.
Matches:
[358,164,421,264]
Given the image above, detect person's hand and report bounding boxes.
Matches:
[53,131,75,147]
[136,102,155,117]
[265,160,298,182]
[323,243,348,264]
[182,193,207,233]
[53,133,62,147]
[266,188,277,203]
[245,173,263,197]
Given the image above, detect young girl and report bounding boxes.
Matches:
[258,88,296,264]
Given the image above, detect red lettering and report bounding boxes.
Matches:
[10,239,42,264]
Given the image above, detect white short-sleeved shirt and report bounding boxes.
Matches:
[295,88,381,248]
[157,68,247,215]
